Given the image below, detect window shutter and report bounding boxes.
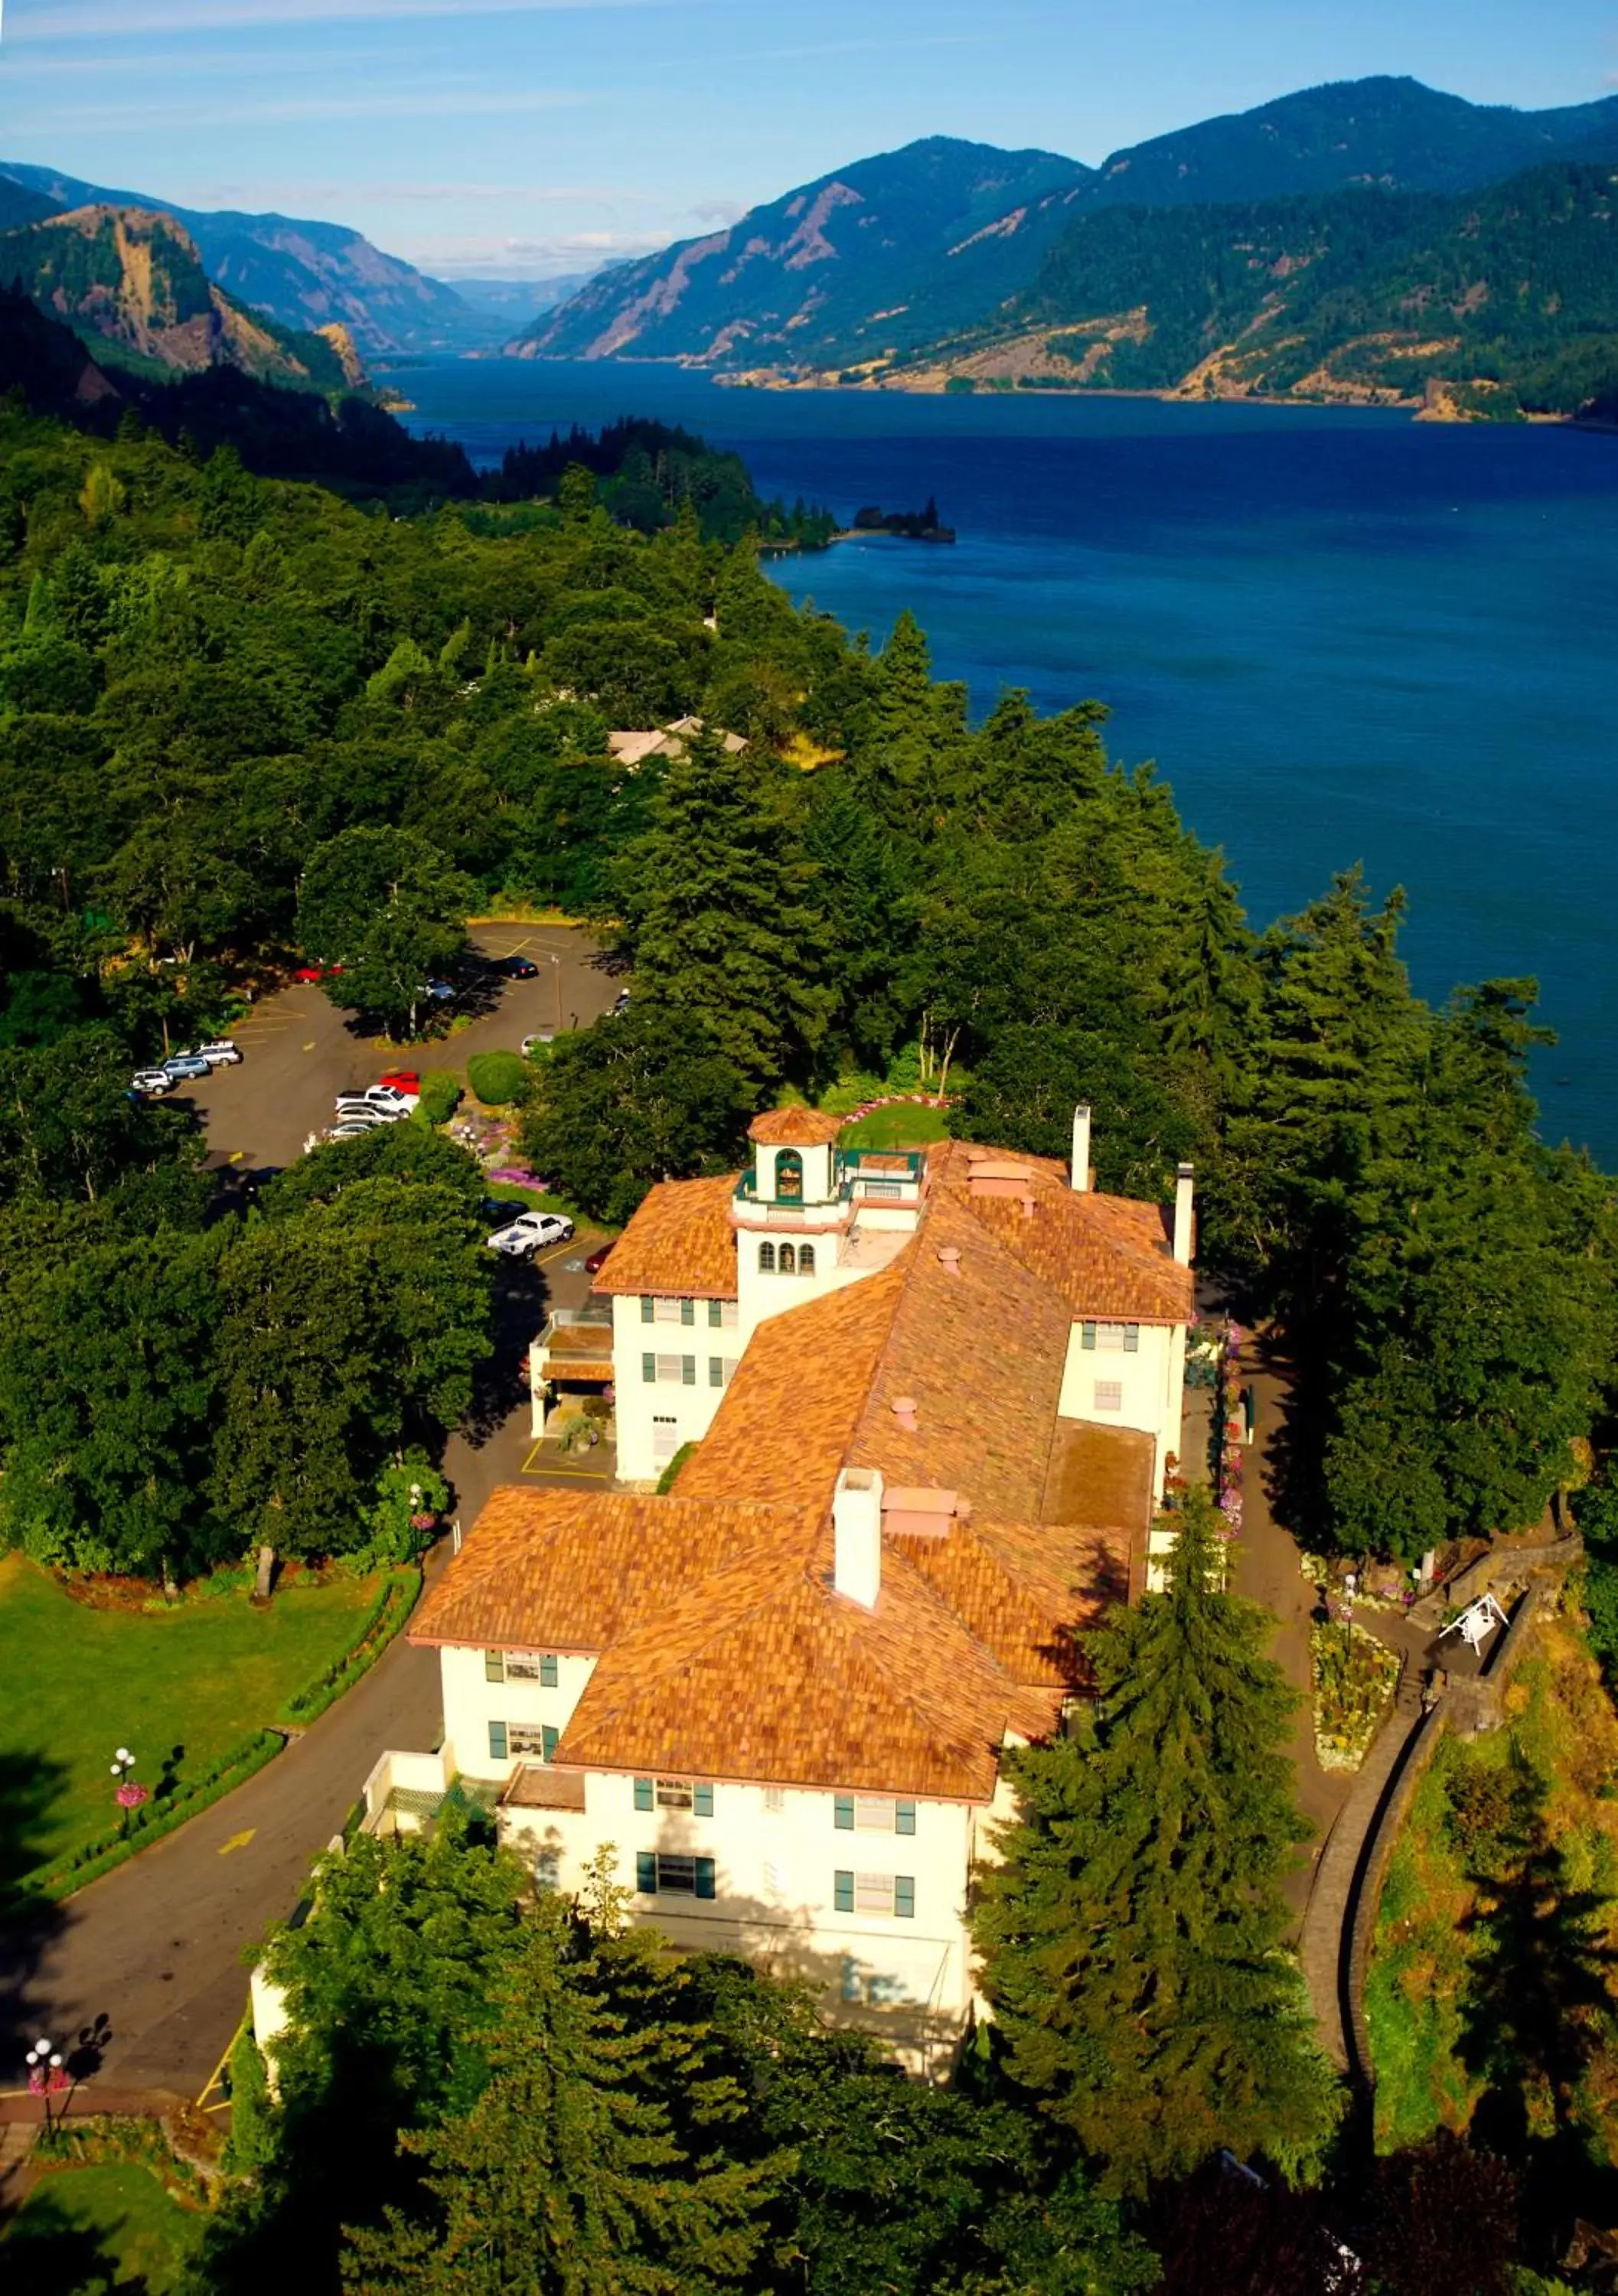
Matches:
[488,1721,507,1762]
[681,1355,696,1386]
[1124,1324,1140,1354]
[680,1296,694,1326]
[708,1298,722,1327]
[895,1875,915,1919]
[709,1356,723,1388]
[833,1795,855,1831]
[633,1776,654,1812]
[635,1852,657,1895]
[833,1869,854,1913]
[1081,1321,1097,1350]
[641,1351,655,1384]
[895,1801,916,1836]
[484,1651,504,1684]
[542,1725,559,1763]
[641,1295,654,1323]
[540,1654,559,1688]
[694,1857,716,1901]
[693,1782,714,1818]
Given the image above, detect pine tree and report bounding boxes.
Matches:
[341,1900,778,2295]
[973,1488,1342,2195]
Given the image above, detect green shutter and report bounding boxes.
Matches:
[709,1356,723,1388]
[540,1654,559,1688]
[833,1795,854,1830]
[641,1295,654,1322]
[896,1800,916,1836]
[708,1298,723,1328]
[1124,1324,1140,1354]
[833,1869,854,1913]
[694,1857,716,1901]
[484,1650,504,1684]
[1081,1322,1097,1350]
[636,1852,657,1894]
[693,1782,714,1818]
[641,1351,655,1384]
[681,1355,696,1386]
[542,1725,559,1763]
[680,1297,695,1326]
[895,1875,915,1919]
[633,1776,654,1812]
[488,1721,507,1761]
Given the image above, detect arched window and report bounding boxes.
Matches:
[778,1242,796,1274]
[799,1244,816,1277]
[775,1150,804,1203]
[758,1241,775,1274]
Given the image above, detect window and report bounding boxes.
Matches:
[534,1849,560,1891]
[484,1650,505,1684]
[651,1415,680,1462]
[775,1150,804,1203]
[1093,1380,1124,1412]
[647,1352,694,1385]
[778,1242,796,1274]
[762,1786,786,1815]
[758,1241,775,1274]
[709,1355,736,1389]
[1081,1321,1140,1352]
[834,1795,916,1834]
[510,1724,559,1761]
[635,1852,716,1900]
[833,1870,915,1918]
[863,1180,903,1202]
[504,1651,558,1686]
[763,1858,783,1895]
[488,1721,508,1762]
[634,1777,713,1815]
[798,1244,816,1277]
[706,1298,738,1329]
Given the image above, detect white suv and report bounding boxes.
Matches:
[486,1210,573,1257]
[334,1084,416,1121]
[196,1040,243,1067]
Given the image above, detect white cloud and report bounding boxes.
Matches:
[689,197,746,226]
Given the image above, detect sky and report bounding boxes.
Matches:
[1,0,1615,281]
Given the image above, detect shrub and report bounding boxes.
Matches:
[417,1070,461,1124]
[467,1050,527,1106]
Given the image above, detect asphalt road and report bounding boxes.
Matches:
[0,927,621,2104]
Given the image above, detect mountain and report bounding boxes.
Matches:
[0,206,353,390]
[0,279,121,416]
[445,271,602,328]
[895,161,1618,418]
[0,161,504,354]
[520,79,1618,378]
[1076,74,1618,210]
[509,137,1093,370]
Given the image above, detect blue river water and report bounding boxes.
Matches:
[400,360,1618,1163]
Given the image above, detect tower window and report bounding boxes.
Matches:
[758,1241,775,1273]
[778,1242,796,1274]
[775,1150,804,1203]
[799,1244,816,1276]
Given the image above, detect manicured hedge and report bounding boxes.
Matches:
[466,1049,527,1106]
[416,1070,462,1124]
[276,1567,419,1726]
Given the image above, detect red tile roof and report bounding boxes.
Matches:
[749,1106,845,1147]
[590,1174,739,1299]
[930,1140,1192,1322]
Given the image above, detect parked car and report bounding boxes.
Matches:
[584,1241,615,1275]
[161,1052,212,1081]
[336,1084,417,1117]
[293,962,343,983]
[486,1210,573,1257]
[378,1068,421,1094]
[328,1120,377,1141]
[612,989,631,1014]
[497,955,539,980]
[334,1099,407,1127]
[195,1040,243,1067]
[520,1032,553,1058]
[131,1068,175,1095]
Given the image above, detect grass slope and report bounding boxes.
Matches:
[0,1554,380,1878]
[1,2163,204,2291]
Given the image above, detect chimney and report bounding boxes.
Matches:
[833,1467,883,1608]
[1173,1163,1196,1267]
[1071,1103,1091,1193]
[936,1246,962,1277]
[890,1396,919,1434]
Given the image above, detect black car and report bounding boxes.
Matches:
[497,955,540,980]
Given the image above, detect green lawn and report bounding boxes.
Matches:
[839,1101,951,1150]
[0,1554,383,1881]
[2,2164,204,2292]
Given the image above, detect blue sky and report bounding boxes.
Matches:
[2,0,1614,279]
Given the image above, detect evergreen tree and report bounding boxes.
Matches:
[341,1899,778,2295]
[973,1487,1341,2195]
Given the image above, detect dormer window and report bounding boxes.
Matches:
[775,1150,804,1203]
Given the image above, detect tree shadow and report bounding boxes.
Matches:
[0,2186,148,2293]
[0,1749,69,2082]
[1253,1328,1331,1551]
[459,1254,551,1448]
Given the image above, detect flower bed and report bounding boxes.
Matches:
[1311,1616,1401,1772]
[1213,1319,1248,1541]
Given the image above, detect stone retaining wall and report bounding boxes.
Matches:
[1409,1533,1581,1630]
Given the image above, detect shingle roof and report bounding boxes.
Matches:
[590,1173,739,1299]
[930,1141,1192,1323]
[553,1515,1065,1801]
[887,1516,1133,1691]
[749,1105,846,1147]
[410,1489,797,1651]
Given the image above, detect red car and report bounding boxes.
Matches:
[380,1069,421,1094]
[293,961,343,983]
[584,1241,615,1275]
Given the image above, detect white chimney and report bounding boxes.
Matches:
[833,1466,883,1609]
[1071,1104,1091,1193]
[1173,1163,1196,1267]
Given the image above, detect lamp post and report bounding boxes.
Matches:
[550,953,563,1032]
[25,2038,68,2133]
[111,1746,148,1835]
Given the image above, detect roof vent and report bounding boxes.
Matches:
[891,1395,919,1433]
[936,1246,962,1277]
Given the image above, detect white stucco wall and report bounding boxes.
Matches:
[442,1642,599,1781]
[610,1293,740,1480]
[1057,1318,1186,1494]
